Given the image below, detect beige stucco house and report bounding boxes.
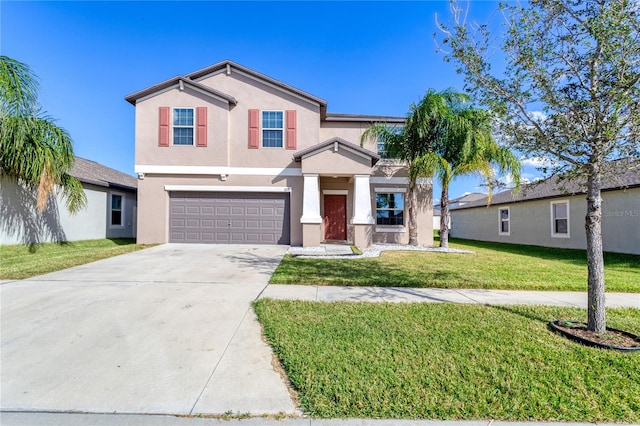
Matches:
[125,60,432,247]
[450,160,640,255]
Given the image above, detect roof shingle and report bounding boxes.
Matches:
[70,158,137,190]
[453,158,640,210]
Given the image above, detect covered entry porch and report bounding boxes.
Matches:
[293,137,380,248]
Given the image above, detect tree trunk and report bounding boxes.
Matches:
[586,162,606,333]
[439,181,450,248]
[408,180,419,246]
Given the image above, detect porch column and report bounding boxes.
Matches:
[300,173,322,247]
[352,174,374,248]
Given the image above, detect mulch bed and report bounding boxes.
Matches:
[550,320,640,351]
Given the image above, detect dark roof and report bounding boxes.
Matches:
[324,113,405,123]
[293,137,380,167]
[70,158,137,191]
[125,76,238,106]
[450,192,488,204]
[453,158,640,210]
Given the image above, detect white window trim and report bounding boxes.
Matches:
[550,199,571,238]
[498,206,510,236]
[109,192,125,229]
[375,191,405,227]
[172,107,195,146]
[261,110,284,148]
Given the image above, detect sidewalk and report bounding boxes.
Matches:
[1,412,631,426]
[259,285,640,308]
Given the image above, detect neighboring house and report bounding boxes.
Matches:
[434,193,487,230]
[125,60,433,247]
[0,158,137,245]
[450,160,640,255]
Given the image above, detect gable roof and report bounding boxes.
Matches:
[324,113,405,123]
[185,60,328,109]
[124,76,238,106]
[70,158,137,191]
[453,158,640,210]
[293,137,380,167]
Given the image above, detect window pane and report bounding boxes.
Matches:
[376,194,391,209]
[377,210,403,225]
[262,111,283,129]
[500,209,509,220]
[174,128,194,145]
[555,219,568,234]
[262,130,283,147]
[111,195,122,210]
[173,108,193,126]
[390,193,404,209]
[501,221,509,233]
[554,203,567,219]
[111,210,122,226]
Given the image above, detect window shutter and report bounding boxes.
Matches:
[158,107,170,147]
[248,109,259,149]
[196,107,207,147]
[286,110,297,150]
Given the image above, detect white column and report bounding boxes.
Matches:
[352,174,374,224]
[300,174,322,223]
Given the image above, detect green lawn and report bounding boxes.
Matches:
[254,300,640,421]
[270,238,640,292]
[0,239,148,279]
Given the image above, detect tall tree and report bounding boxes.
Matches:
[362,89,467,245]
[414,104,522,248]
[0,56,85,213]
[439,0,640,332]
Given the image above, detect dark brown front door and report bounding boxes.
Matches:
[324,194,347,240]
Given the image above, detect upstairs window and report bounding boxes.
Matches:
[173,108,194,145]
[376,126,403,159]
[262,111,283,147]
[499,207,510,235]
[551,200,570,238]
[376,193,404,226]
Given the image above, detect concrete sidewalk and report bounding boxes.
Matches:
[0,412,632,426]
[260,285,640,308]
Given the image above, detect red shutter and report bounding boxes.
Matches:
[286,110,297,150]
[196,107,207,147]
[248,109,259,149]
[158,107,170,147]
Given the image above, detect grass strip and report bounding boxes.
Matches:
[270,238,640,292]
[254,300,640,421]
[0,238,148,279]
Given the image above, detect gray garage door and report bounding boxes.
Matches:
[169,192,290,244]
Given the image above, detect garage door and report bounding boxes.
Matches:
[169,192,290,244]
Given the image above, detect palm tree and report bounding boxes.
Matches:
[0,55,85,213]
[362,89,477,245]
[414,100,522,248]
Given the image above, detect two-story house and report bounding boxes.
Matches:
[125,60,432,247]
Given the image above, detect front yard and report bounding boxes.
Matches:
[0,239,148,279]
[255,300,640,421]
[270,238,640,292]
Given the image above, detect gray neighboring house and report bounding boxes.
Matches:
[450,160,640,255]
[434,193,487,230]
[1,158,137,245]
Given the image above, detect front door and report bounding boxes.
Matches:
[324,194,347,241]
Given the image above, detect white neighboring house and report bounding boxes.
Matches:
[0,158,138,245]
[450,160,640,255]
[433,192,487,230]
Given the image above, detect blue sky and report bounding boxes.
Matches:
[2,0,542,201]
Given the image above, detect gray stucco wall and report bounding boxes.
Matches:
[0,178,137,245]
[450,187,640,255]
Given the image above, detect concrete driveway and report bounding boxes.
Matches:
[0,244,297,416]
